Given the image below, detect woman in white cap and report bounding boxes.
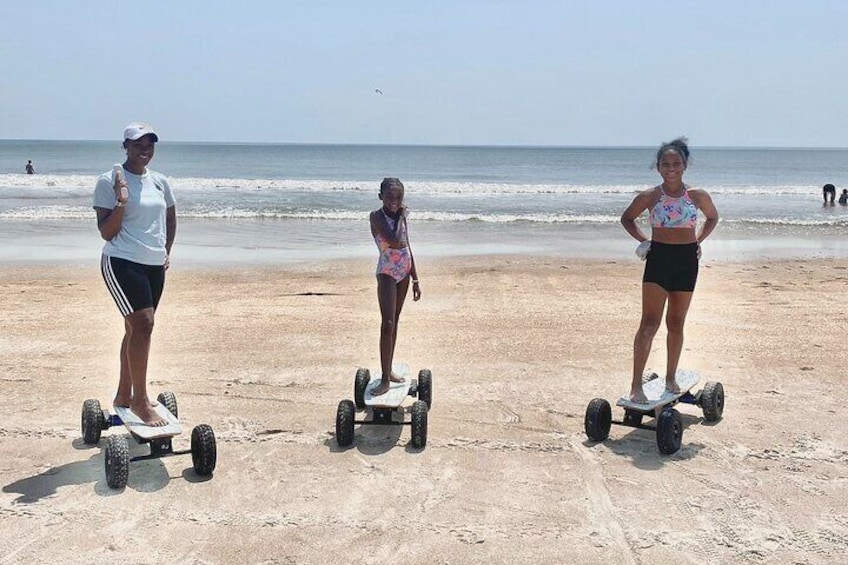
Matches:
[93,122,177,426]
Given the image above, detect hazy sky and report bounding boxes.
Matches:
[2,1,846,146]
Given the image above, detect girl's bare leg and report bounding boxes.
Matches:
[630,283,667,403]
[664,291,694,393]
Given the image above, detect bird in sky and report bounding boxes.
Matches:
[375,88,383,95]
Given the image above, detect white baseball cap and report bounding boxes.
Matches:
[123,122,159,142]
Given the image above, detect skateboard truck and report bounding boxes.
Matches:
[584,372,725,455]
[81,392,217,489]
[336,366,432,449]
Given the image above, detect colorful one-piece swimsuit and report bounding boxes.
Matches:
[374,212,412,282]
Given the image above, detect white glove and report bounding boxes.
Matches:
[635,240,651,260]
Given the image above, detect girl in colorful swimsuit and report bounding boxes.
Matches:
[620,138,719,404]
[369,178,421,396]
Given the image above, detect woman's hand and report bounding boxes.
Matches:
[114,172,129,203]
[412,280,421,301]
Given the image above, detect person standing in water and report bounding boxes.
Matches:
[25,160,35,174]
[620,138,719,403]
[92,122,176,425]
[369,177,421,396]
[823,184,836,205]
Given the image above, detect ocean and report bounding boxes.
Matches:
[1,141,846,266]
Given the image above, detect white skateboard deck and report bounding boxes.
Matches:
[364,362,412,408]
[617,370,700,412]
[114,403,182,440]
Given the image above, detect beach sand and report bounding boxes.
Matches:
[1,255,847,564]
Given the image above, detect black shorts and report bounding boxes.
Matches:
[642,242,699,292]
[100,255,165,316]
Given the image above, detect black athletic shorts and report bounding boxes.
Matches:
[100,255,165,316]
[642,241,699,292]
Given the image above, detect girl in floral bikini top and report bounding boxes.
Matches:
[368,178,421,397]
[620,137,720,406]
[649,185,699,229]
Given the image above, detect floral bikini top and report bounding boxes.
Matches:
[649,186,698,229]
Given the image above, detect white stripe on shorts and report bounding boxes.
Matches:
[101,255,133,316]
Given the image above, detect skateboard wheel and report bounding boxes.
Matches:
[104,435,130,488]
[82,399,105,445]
[700,381,724,422]
[191,424,217,476]
[417,369,432,409]
[584,398,611,442]
[354,369,370,410]
[410,400,428,448]
[623,409,643,427]
[336,400,356,447]
[656,408,683,455]
[157,391,178,419]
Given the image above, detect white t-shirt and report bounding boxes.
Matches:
[93,167,176,266]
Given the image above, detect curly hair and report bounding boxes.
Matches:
[656,137,690,168]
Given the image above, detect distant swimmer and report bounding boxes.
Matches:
[25,160,35,174]
[839,189,848,205]
[823,183,836,205]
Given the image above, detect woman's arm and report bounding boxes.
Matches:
[165,206,177,254]
[95,206,125,241]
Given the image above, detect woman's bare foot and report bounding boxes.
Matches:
[665,379,681,395]
[113,393,132,408]
[129,400,167,426]
[629,387,648,404]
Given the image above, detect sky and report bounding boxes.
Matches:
[2,1,847,147]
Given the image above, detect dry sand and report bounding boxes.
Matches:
[1,255,847,564]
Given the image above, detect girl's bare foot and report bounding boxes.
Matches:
[370,380,391,396]
[389,372,405,383]
[629,388,648,404]
[665,379,681,395]
[129,400,167,426]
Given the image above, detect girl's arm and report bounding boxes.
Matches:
[620,188,657,242]
[404,215,421,301]
[369,210,406,248]
[690,189,719,243]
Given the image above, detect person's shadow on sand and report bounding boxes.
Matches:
[2,436,178,502]
[326,408,425,455]
[583,412,707,470]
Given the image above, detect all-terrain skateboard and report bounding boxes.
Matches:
[336,362,432,448]
[81,392,217,488]
[584,370,724,454]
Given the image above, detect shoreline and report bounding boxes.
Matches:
[1,217,847,268]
